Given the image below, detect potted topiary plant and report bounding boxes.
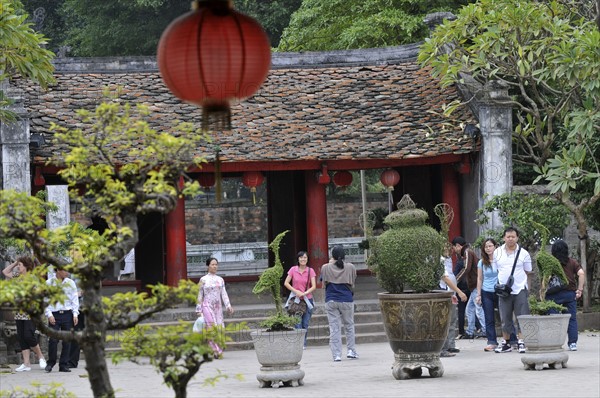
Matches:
[250,230,305,388]
[367,195,452,380]
[517,226,570,371]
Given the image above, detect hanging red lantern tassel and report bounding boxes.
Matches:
[242,171,264,205]
[380,169,401,214]
[333,171,353,189]
[157,0,271,131]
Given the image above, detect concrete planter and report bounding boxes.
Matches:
[517,314,570,370]
[250,328,306,388]
[378,290,453,380]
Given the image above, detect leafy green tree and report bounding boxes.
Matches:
[277,0,472,51]
[57,0,188,56]
[419,0,600,310]
[0,0,55,121]
[0,98,211,397]
[235,0,302,48]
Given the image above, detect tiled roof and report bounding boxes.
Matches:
[14,47,477,169]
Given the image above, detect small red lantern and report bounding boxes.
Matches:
[33,166,45,186]
[380,169,400,192]
[242,171,264,204]
[333,171,353,188]
[197,173,216,189]
[157,0,271,131]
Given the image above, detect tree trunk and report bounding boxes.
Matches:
[81,281,115,397]
[574,208,591,312]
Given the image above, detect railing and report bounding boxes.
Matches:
[187,237,367,278]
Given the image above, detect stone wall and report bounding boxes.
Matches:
[184,196,389,245]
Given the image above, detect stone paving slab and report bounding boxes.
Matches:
[1,333,598,397]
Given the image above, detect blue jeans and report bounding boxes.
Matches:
[295,298,314,347]
[481,290,498,345]
[466,288,486,335]
[546,289,578,345]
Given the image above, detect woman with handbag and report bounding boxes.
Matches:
[547,240,585,351]
[284,251,316,349]
[197,257,233,358]
[2,256,47,372]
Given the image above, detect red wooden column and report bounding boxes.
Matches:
[165,177,187,286]
[305,170,329,286]
[441,164,462,241]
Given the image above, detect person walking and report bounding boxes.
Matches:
[284,251,316,349]
[440,245,468,357]
[452,236,485,339]
[320,246,357,362]
[2,256,47,372]
[196,257,233,358]
[45,267,79,372]
[477,238,501,352]
[547,239,585,351]
[493,227,532,354]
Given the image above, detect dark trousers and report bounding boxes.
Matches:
[546,289,578,345]
[68,311,84,368]
[457,288,470,335]
[47,311,73,369]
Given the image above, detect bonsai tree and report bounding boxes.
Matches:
[252,230,299,330]
[0,98,210,398]
[529,222,567,316]
[368,195,445,293]
[112,321,242,398]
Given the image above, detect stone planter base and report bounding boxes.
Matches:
[392,352,444,380]
[517,314,570,371]
[256,364,305,388]
[521,352,569,371]
[378,291,453,380]
[250,329,306,388]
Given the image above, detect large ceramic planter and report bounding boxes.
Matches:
[250,328,306,388]
[378,290,453,379]
[517,314,570,370]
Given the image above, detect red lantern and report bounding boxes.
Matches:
[380,169,400,192]
[197,173,216,189]
[333,171,353,188]
[242,171,264,204]
[157,0,271,131]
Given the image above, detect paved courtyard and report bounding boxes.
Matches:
[1,333,598,397]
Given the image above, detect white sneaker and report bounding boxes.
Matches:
[569,343,577,351]
[15,364,31,372]
[347,349,359,359]
[39,358,47,369]
[333,356,341,362]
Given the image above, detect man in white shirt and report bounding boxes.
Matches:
[45,268,79,372]
[493,227,532,354]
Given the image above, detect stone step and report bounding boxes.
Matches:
[105,300,386,352]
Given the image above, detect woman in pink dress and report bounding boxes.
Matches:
[196,257,233,357]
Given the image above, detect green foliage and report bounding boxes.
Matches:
[528,296,566,316]
[235,0,303,48]
[368,195,445,293]
[0,0,55,122]
[252,230,297,330]
[112,321,242,398]
[278,0,471,51]
[0,382,76,398]
[419,0,600,268]
[475,193,569,251]
[0,97,211,397]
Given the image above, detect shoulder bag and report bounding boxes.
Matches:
[287,267,309,316]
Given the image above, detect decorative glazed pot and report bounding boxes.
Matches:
[378,290,453,379]
[250,328,306,388]
[517,313,570,370]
